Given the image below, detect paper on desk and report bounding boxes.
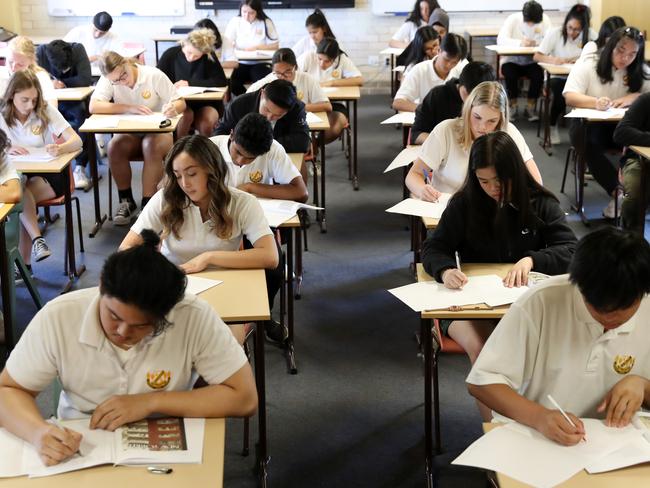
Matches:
[257,198,322,227]
[392,65,406,73]
[585,414,650,473]
[565,107,627,119]
[453,419,646,488]
[8,147,56,162]
[385,196,451,219]
[388,274,528,312]
[0,428,27,477]
[54,87,89,97]
[84,113,167,129]
[384,145,421,172]
[176,86,227,97]
[380,47,405,55]
[185,275,223,296]
[538,62,575,70]
[321,86,338,94]
[306,111,323,124]
[380,112,415,125]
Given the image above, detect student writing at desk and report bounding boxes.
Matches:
[64,11,120,64]
[90,51,186,226]
[120,135,284,343]
[405,81,542,202]
[563,26,650,219]
[397,26,440,78]
[410,61,495,145]
[467,227,650,445]
[389,0,440,49]
[0,71,82,272]
[157,28,228,138]
[0,231,257,466]
[578,15,625,63]
[36,40,94,190]
[422,131,576,421]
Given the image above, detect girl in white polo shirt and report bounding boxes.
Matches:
[563,26,650,218]
[0,129,21,205]
[533,4,596,144]
[225,0,279,96]
[292,9,337,60]
[406,81,542,202]
[0,70,82,268]
[389,0,440,49]
[90,51,185,226]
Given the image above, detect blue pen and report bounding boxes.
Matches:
[422,169,430,185]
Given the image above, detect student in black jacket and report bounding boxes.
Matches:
[421,131,576,419]
[157,28,228,138]
[36,40,93,189]
[215,78,309,153]
[410,61,495,144]
[613,91,650,231]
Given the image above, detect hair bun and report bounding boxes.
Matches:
[140,229,161,249]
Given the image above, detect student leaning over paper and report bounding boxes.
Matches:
[467,227,650,446]
[0,230,257,467]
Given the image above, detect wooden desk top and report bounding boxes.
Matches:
[629,145,650,159]
[465,27,499,37]
[279,215,301,228]
[181,90,226,101]
[417,263,513,319]
[308,111,330,131]
[0,418,224,488]
[486,45,538,55]
[235,49,274,61]
[539,62,572,76]
[79,115,181,134]
[0,203,15,222]
[288,153,303,171]
[194,268,270,323]
[12,150,80,174]
[483,423,650,487]
[421,216,439,229]
[152,34,184,42]
[380,47,405,56]
[324,86,361,100]
[55,86,95,102]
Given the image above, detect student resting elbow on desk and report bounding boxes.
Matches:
[211,113,308,203]
[0,231,257,466]
[422,131,576,422]
[392,33,467,113]
[405,81,542,202]
[563,26,650,219]
[90,51,186,226]
[0,71,82,270]
[388,0,439,49]
[466,227,650,446]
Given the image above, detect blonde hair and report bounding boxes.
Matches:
[8,36,44,73]
[182,28,217,56]
[457,81,509,152]
[98,51,136,76]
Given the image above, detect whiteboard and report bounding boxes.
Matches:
[47,0,185,17]
[372,0,570,15]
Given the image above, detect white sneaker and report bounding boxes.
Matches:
[32,237,52,262]
[526,110,540,122]
[508,106,518,122]
[113,200,137,226]
[550,126,561,145]
[602,194,623,219]
[73,166,91,190]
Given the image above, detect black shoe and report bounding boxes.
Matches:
[264,320,287,345]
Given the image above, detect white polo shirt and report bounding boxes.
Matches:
[0,159,19,184]
[211,135,300,187]
[92,64,180,112]
[563,56,650,99]
[64,24,120,59]
[467,275,650,418]
[297,52,361,83]
[538,27,597,61]
[0,67,57,106]
[131,187,272,265]
[394,57,465,105]
[419,118,533,194]
[6,287,248,419]
[391,20,426,44]
[216,34,236,63]
[292,35,317,59]
[497,12,552,65]
[247,71,328,104]
[0,103,69,148]
[225,16,278,65]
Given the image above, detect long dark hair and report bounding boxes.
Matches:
[317,37,347,69]
[562,4,591,47]
[458,131,557,235]
[305,8,335,39]
[596,26,647,93]
[403,26,439,67]
[161,135,233,240]
[194,18,223,51]
[406,0,440,25]
[239,0,278,41]
[272,47,297,67]
[595,16,625,49]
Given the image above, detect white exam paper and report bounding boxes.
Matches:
[380,112,415,125]
[565,107,627,119]
[306,112,323,124]
[383,145,421,173]
[385,196,451,219]
[8,147,56,162]
[185,275,223,296]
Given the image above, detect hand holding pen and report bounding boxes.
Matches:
[536,395,586,446]
[34,419,83,466]
[421,168,441,203]
[441,251,468,289]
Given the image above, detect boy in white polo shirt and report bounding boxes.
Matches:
[467,227,650,446]
[0,230,257,467]
[211,112,308,203]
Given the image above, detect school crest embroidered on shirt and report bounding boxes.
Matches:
[146,370,171,389]
[623,75,630,87]
[297,90,304,100]
[613,355,635,374]
[31,124,44,136]
[141,90,152,100]
[249,170,263,183]
[331,69,341,79]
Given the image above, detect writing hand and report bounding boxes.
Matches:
[503,257,533,287]
[174,80,189,88]
[128,104,154,115]
[442,268,468,289]
[162,102,178,118]
[90,394,151,431]
[595,97,612,111]
[33,423,82,466]
[45,144,61,156]
[534,408,585,446]
[597,375,646,428]
[421,184,441,203]
[53,80,66,89]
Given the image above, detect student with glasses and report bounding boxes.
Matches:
[90,51,185,226]
[563,26,650,219]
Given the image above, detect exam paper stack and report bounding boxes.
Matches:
[385,195,451,219]
[257,198,322,228]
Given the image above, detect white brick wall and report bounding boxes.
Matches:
[21,0,568,93]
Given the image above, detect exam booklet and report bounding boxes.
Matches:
[0,417,204,478]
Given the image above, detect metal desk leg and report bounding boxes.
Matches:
[285,228,297,374]
[422,317,434,488]
[319,129,327,233]
[351,99,359,190]
[573,120,589,225]
[254,321,269,487]
[540,71,553,155]
[294,224,303,299]
[87,133,107,237]
[0,221,14,356]
[62,164,86,293]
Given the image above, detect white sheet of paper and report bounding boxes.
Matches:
[384,145,421,173]
[8,147,57,162]
[321,86,338,94]
[0,428,27,477]
[392,65,405,73]
[257,198,322,227]
[380,47,404,55]
[306,112,323,124]
[565,107,627,119]
[176,86,226,97]
[54,87,89,97]
[538,62,575,70]
[185,275,223,296]
[385,196,451,219]
[380,112,415,125]
[388,274,528,312]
